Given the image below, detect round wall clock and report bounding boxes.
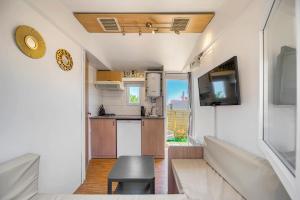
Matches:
[56,49,73,71]
[15,25,46,59]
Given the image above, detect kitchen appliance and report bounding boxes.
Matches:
[117,120,141,157]
[95,81,124,90]
[98,105,106,116]
[146,73,161,97]
[141,106,146,116]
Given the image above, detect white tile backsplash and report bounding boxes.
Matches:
[99,84,152,115]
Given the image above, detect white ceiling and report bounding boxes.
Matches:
[61,0,224,13]
[60,0,225,71]
[91,34,201,71]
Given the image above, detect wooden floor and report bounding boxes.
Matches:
[74,158,168,194]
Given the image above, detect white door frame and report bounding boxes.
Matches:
[80,49,87,183]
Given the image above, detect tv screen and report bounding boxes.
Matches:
[198,56,240,106]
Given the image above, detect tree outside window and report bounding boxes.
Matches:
[128,86,140,105]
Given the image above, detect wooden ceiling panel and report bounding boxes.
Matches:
[74,13,214,33]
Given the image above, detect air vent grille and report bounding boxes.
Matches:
[97,18,121,32]
[171,18,190,31]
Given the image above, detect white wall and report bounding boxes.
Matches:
[25,0,110,69]
[0,0,83,193]
[191,0,269,155]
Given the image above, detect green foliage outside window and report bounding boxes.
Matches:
[129,94,139,104]
[128,86,140,105]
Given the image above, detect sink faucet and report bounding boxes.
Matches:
[150,106,155,116]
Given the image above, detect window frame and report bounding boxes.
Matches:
[127,85,141,106]
[258,0,297,198]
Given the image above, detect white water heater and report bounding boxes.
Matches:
[146,72,161,97]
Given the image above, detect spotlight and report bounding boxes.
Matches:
[152,29,158,34]
[146,22,153,28]
[174,30,180,35]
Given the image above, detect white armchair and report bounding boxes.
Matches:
[0,154,39,200]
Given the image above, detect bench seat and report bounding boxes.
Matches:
[33,194,187,200]
[171,159,244,200]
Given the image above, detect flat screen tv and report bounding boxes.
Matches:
[198,56,240,106]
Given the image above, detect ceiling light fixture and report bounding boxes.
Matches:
[118,18,189,36]
[145,22,153,28]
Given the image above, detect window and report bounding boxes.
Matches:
[127,86,140,105]
[263,0,297,175]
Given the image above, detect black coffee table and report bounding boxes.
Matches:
[107,156,155,194]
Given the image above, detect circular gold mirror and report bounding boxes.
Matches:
[56,49,73,71]
[15,25,46,59]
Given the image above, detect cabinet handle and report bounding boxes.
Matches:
[113,121,115,126]
[142,121,144,126]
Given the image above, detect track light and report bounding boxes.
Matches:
[146,22,153,28]
[152,29,158,34]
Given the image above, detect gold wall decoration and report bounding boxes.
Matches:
[56,49,73,71]
[15,25,46,59]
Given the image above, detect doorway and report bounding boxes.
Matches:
[165,73,191,146]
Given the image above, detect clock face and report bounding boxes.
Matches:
[56,49,73,71]
[15,25,46,59]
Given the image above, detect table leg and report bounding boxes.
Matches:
[107,179,112,194]
[150,178,155,194]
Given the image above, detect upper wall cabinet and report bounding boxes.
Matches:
[96,71,123,82]
[261,0,297,197]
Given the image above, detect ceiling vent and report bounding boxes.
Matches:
[171,18,190,31]
[97,18,121,32]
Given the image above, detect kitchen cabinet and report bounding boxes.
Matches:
[141,119,165,158]
[91,119,116,158]
[96,71,123,82]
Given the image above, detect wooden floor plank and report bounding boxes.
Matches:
[74,158,167,194]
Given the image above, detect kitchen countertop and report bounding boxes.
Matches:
[90,115,165,120]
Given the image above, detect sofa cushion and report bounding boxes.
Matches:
[0,153,40,200]
[33,194,187,200]
[203,136,290,200]
[172,159,244,200]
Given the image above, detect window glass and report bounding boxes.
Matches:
[128,86,140,105]
[263,0,297,174]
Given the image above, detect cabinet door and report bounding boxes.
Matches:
[142,119,165,158]
[96,71,122,81]
[91,119,116,158]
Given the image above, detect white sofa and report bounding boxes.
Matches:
[0,136,291,200]
[171,136,291,200]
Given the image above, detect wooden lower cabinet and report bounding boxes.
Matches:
[141,119,165,158]
[90,119,116,158]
